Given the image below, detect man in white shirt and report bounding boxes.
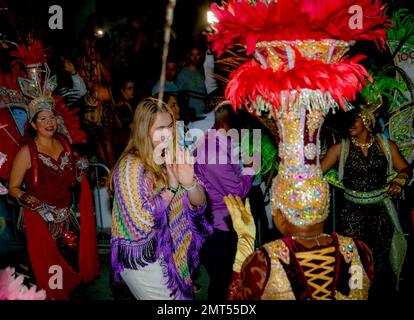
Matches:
[187,48,223,143]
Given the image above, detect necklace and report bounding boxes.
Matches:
[351,136,374,150]
[291,233,331,246]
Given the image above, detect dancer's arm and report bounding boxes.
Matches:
[8,145,30,200]
[387,140,411,197]
[9,145,58,222]
[320,143,341,173]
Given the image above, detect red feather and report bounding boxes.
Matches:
[225,56,371,112]
[9,40,48,67]
[210,0,391,56]
[54,96,88,145]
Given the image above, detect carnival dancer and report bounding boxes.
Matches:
[322,106,410,297]
[207,0,391,299]
[110,97,212,300]
[8,62,99,300]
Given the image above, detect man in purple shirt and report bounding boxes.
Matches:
[195,101,254,300]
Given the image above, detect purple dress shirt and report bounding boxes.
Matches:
[195,130,254,231]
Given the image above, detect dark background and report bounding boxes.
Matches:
[1,0,413,61]
[0,0,215,58]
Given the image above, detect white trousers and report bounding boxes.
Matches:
[120,260,175,300]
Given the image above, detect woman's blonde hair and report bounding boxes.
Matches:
[108,97,176,191]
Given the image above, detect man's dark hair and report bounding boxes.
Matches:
[214,101,239,129]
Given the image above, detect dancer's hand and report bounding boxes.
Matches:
[387,182,403,198]
[225,195,255,240]
[75,156,89,182]
[63,59,76,74]
[387,173,409,198]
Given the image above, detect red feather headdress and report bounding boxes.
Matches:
[209,0,391,112]
[9,40,48,68]
[210,0,391,56]
[209,0,391,226]
[226,55,371,111]
[54,96,88,145]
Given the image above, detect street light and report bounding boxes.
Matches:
[207,10,218,25]
[94,28,105,39]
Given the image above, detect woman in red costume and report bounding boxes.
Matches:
[8,85,99,299]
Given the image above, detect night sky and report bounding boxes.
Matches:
[0,0,412,62]
[0,0,215,58]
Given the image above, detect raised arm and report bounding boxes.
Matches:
[224,195,268,300]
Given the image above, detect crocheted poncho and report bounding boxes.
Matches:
[111,154,212,299]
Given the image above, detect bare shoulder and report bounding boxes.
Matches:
[331,142,342,152]
[16,144,30,158]
[13,145,31,168]
[386,138,405,158]
[327,142,342,158]
[387,139,399,151]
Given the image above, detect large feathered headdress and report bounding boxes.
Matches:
[10,41,57,122]
[7,41,87,144]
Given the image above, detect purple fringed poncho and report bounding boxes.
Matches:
[111,155,212,299]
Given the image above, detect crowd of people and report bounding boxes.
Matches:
[1,0,413,302]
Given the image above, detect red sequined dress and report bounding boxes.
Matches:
[22,134,99,299]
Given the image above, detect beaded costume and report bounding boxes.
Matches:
[228,233,373,300]
[326,135,407,292]
[111,155,212,299]
[1,41,98,299]
[22,134,99,300]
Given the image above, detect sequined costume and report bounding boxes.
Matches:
[337,135,407,293]
[22,134,99,300]
[228,233,373,300]
[111,155,212,300]
[208,0,389,301]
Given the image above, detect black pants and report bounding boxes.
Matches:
[201,228,237,300]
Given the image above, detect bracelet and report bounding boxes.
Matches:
[182,182,197,192]
[167,186,178,194]
[393,173,410,187]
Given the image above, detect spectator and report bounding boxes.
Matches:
[176,46,207,118]
[151,59,179,97]
[77,13,115,168]
[112,77,135,159]
[109,97,211,300]
[195,101,254,300]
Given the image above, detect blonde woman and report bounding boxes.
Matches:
[110,97,211,300]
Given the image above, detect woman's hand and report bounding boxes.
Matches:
[165,149,179,189]
[387,172,409,198]
[387,181,403,198]
[63,59,76,74]
[176,147,195,188]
